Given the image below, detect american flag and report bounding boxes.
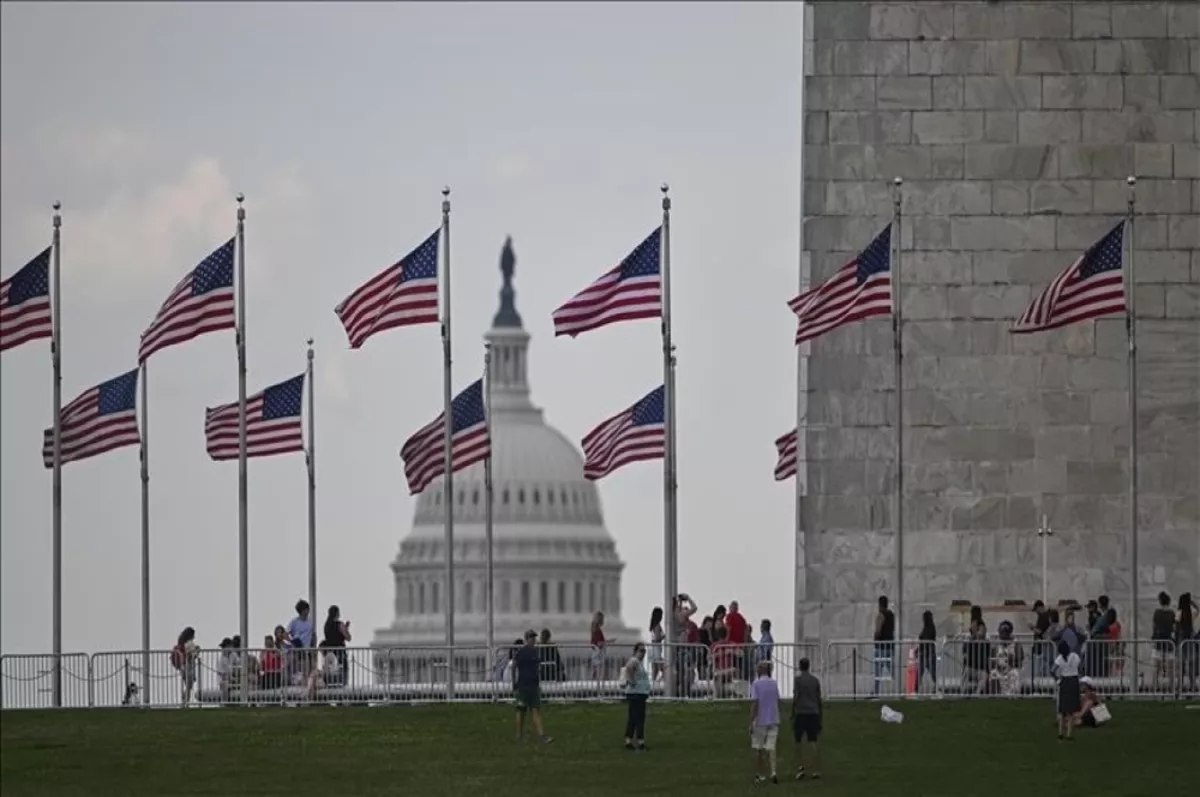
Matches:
[552,227,662,337]
[139,239,236,362]
[335,229,440,349]
[400,379,490,495]
[205,373,305,461]
[790,224,893,344]
[774,429,797,481]
[1,247,52,353]
[41,369,140,468]
[581,385,665,481]
[1012,222,1125,334]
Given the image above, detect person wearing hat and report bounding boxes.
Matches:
[1077,677,1110,727]
[512,629,552,744]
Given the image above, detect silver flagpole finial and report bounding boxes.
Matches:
[1126,175,1136,186]
[52,200,62,212]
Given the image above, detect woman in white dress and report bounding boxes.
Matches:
[1053,640,1082,740]
[648,607,665,681]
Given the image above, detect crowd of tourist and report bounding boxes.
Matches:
[495,595,773,695]
[884,590,1200,697]
[657,593,775,697]
[163,587,1197,707]
[169,600,353,704]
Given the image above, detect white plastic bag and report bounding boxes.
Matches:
[880,704,904,724]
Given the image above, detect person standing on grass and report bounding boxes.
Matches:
[791,657,823,781]
[1151,592,1176,690]
[171,627,199,706]
[287,600,316,676]
[513,630,552,745]
[674,593,698,696]
[873,595,896,695]
[648,607,666,681]
[1053,639,1081,741]
[590,612,611,682]
[756,619,775,666]
[622,642,651,751]
[725,600,750,679]
[748,660,781,785]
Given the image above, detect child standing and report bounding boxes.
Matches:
[748,660,781,784]
[1053,639,1081,740]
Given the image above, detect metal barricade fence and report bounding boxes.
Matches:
[935,637,1177,699]
[824,639,939,699]
[91,650,180,707]
[486,643,646,702]
[1,653,92,709]
[1,638,1194,709]
[938,636,1044,698]
[189,646,494,705]
[1177,639,1199,699]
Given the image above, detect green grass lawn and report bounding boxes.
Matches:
[0,700,1192,796]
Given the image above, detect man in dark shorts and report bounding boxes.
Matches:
[791,657,822,780]
[512,629,552,744]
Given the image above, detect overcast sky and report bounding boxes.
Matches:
[1,1,803,655]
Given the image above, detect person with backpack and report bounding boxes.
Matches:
[171,627,198,706]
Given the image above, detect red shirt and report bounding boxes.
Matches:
[685,620,700,644]
[591,627,606,647]
[262,649,282,673]
[725,611,748,645]
[712,640,737,671]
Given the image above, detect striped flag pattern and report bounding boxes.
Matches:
[790,224,893,344]
[1,247,53,353]
[552,227,662,337]
[41,369,141,467]
[139,239,236,362]
[335,230,440,349]
[774,429,797,481]
[205,374,305,461]
[400,379,490,495]
[1011,222,1125,334]
[581,385,665,480]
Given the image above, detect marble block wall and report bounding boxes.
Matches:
[798,1,1199,643]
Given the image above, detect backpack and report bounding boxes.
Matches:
[170,644,185,670]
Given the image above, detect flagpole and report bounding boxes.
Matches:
[235,193,249,700]
[795,20,809,646]
[50,201,63,708]
[891,177,905,637]
[484,342,495,685]
[306,338,317,617]
[1126,175,1139,695]
[660,183,678,699]
[440,186,456,702]
[139,362,150,706]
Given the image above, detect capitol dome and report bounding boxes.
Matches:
[373,239,640,665]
